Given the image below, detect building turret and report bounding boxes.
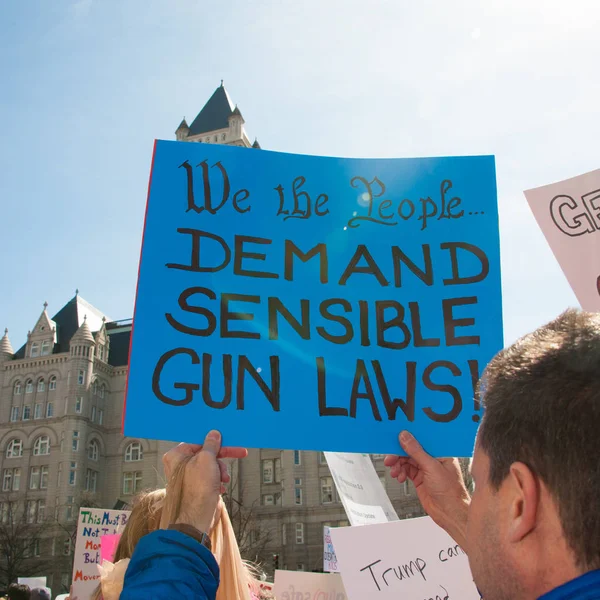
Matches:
[228,105,245,141]
[0,329,13,361]
[252,138,261,149]
[68,315,95,400]
[175,117,189,141]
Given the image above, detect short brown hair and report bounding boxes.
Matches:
[7,584,30,600]
[478,309,600,570]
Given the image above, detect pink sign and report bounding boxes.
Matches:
[525,168,600,311]
[100,534,121,564]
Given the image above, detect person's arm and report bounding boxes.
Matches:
[385,431,471,550]
[120,529,219,600]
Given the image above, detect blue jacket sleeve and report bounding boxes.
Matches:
[120,529,220,600]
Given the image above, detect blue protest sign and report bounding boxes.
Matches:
[124,140,503,456]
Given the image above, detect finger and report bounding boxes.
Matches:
[218,446,248,459]
[218,459,229,483]
[202,430,222,456]
[384,454,400,467]
[399,431,437,469]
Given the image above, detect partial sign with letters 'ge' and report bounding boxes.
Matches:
[124,141,503,456]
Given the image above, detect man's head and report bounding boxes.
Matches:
[7,584,30,600]
[467,309,600,599]
[29,588,50,600]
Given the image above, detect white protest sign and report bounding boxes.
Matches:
[18,577,46,588]
[71,507,130,600]
[324,526,339,573]
[324,452,398,525]
[525,168,600,311]
[330,516,479,600]
[274,570,347,600]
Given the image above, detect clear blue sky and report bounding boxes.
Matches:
[1,0,598,349]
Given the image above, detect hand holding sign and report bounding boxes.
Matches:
[384,431,470,549]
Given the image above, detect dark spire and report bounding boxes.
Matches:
[252,138,261,149]
[188,84,235,136]
[176,117,189,131]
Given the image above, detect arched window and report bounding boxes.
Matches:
[37,379,45,393]
[33,436,50,456]
[49,376,57,391]
[124,442,143,462]
[13,381,21,395]
[88,440,99,461]
[41,340,50,356]
[6,439,23,458]
[25,380,33,394]
[99,384,106,399]
[31,343,39,358]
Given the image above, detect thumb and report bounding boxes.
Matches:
[399,431,436,469]
[201,430,222,457]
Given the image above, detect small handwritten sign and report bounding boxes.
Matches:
[525,168,600,311]
[324,526,339,572]
[330,516,479,600]
[125,142,503,455]
[325,452,398,525]
[274,570,346,600]
[71,508,130,600]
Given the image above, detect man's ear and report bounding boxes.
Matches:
[506,462,539,543]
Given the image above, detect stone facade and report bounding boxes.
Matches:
[0,84,425,593]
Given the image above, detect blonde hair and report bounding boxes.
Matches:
[92,456,261,600]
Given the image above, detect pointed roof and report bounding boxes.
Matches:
[176,117,189,132]
[0,329,13,355]
[188,83,235,136]
[71,316,95,344]
[14,294,109,358]
[252,138,261,149]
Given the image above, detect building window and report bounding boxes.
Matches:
[63,539,72,556]
[297,563,306,571]
[262,459,273,483]
[93,380,98,395]
[262,494,274,506]
[69,462,77,485]
[221,133,226,141]
[88,440,99,461]
[3,468,20,492]
[33,436,50,456]
[46,402,54,418]
[31,343,39,358]
[22,406,31,421]
[40,465,49,489]
[91,406,96,423]
[125,442,143,462]
[321,477,334,504]
[25,379,33,393]
[99,384,106,399]
[293,450,301,466]
[72,431,79,451]
[41,340,50,356]
[10,407,19,422]
[26,500,37,523]
[13,381,21,395]
[49,376,57,391]
[123,471,142,495]
[275,457,282,482]
[282,523,287,545]
[61,572,70,589]
[319,452,327,464]
[37,499,45,523]
[57,463,62,487]
[98,409,103,425]
[294,488,303,506]
[34,403,42,419]
[75,397,83,413]
[30,467,40,490]
[6,439,23,458]
[77,370,85,385]
[85,469,98,493]
[295,523,304,544]
[37,378,45,392]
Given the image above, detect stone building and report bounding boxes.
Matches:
[0,83,424,592]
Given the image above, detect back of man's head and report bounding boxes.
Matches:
[479,308,600,570]
[29,588,50,600]
[7,584,30,600]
